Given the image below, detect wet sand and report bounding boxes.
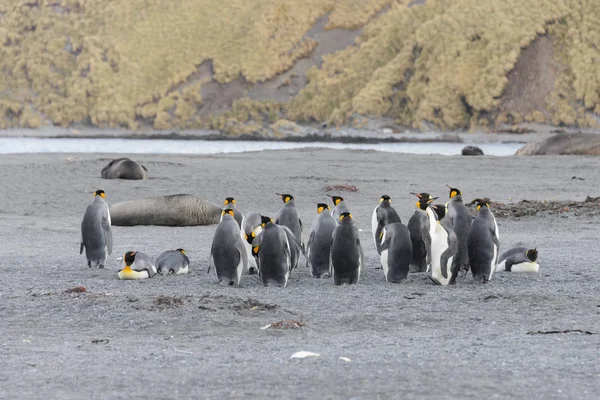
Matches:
[1,149,599,399]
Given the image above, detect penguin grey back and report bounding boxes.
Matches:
[380,222,412,283]
[156,249,190,275]
[110,194,222,226]
[80,193,113,268]
[307,206,337,278]
[330,213,363,285]
[256,223,291,287]
[330,195,350,221]
[241,212,262,241]
[407,209,430,272]
[467,203,500,283]
[275,198,303,246]
[101,157,148,180]
[128,252,156,277]
[497,246,538,272]
[210,214,247,286]
[372,197,401,254]
[446,193,472,272]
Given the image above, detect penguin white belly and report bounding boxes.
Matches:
[430,226,451,286]
[488,243,498,281]
[176,264,189,275]
[371,208,378,246]
[235,256,244,286]
[118,267,150,280]
[495,260,506,272]
[381,249,389,282]
[511,262,540,273]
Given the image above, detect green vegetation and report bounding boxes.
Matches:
[0,0,598,131]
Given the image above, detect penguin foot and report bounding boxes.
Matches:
[427,276,442,285]
[99,264,105,269]
[87,261,91,268]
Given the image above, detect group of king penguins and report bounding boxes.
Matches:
[79,187,540,286]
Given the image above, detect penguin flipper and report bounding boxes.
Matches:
[79,242,84,254]
[207,244,214,274]
[236,240,248,271]
[306,230,315,267]
[101,211,112,255]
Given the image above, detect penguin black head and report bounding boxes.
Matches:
[379,195,391,203]
[223,197,236,205]
[317,203,330,213]
[472,198,490,211]
[446,185,462,199]
[94,189,106,198]
[328,195,344,206]
[222,209,235,217]
[526,248,538,262]
[260,215,273,228]
[276,193,294,203]
[430,204,446,221]
[176,248,186,254]
[339,212,353,222]
[411,192,437,210]
[124,251,137,266]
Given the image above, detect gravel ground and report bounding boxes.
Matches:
[1,149,599,399]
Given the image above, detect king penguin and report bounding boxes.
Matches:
[223,197,243,227]
[426,204,459,285]
[379,222,412,283]
[306,203,337,278]
[407,192,436,273]
[275,193,303,249]
[468,199,500,283]
[252,221,293,287]
[445,186,472,277]
[80,189,113,268]
[156,248,190,275]
[496,246,539,273]
[329,195,350,222]
[240,211,263,274]
[209,209,248,286]
[118,251,156,280]
[330,212,364,285]
[371,194,402,254]
[248,215,274,273]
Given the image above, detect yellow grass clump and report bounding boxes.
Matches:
[0,0,598,130]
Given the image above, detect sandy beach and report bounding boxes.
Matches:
[1,149,599,399]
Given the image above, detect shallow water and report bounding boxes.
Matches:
[0,137,524,156]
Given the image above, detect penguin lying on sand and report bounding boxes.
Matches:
[118,251,156,280]
[156,249,189,275]
[496,246,539,273]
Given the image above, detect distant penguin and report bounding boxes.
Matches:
[275,193,303,248]
[118,251,156,280]
[328,195,350,222]
[371,194,402,254]
[468,199,500,283]
[209,209,248,286]
[223,197,243,227]
[407,192,436,273]
[156,249,189,275]
[330,212,364,285]
[426,204,459,285]
[379,222,412,283]
[445,186,472,277]
[252,222,293,287]
[101,157,148,180]
[241,212,263,274]
[80,189,113,268]
[306,203,337,278]
[496,246,539,273]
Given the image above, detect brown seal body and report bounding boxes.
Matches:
[110,194,222,226]
[516,133,600,156]
[101,158,148,180]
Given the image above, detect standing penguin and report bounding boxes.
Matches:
[330,212,364,285]
[328,195,350,222]
[426,204,459,285]
[248,215,274,272]
[156,248,190,275]
[252,222,293,287]
[275,193,303,248]
[118,251,156,280]
[445,186,472,277]
[306,203,337,278]
[209,209,248,286]
[468,199,500,283]
[496,246,539,273]
[407,192,436,272]
[241,212,263,274]
[379,222,412,283]
[223,197,243,227]
[80,189,113,268]
[371,195,402,254]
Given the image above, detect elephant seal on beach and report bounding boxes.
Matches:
[515,133,600,156]
[101,157,148,180]
[110,194,222,226]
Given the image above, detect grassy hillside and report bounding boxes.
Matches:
[0,0,598,131]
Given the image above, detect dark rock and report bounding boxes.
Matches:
[462,145,484,156]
